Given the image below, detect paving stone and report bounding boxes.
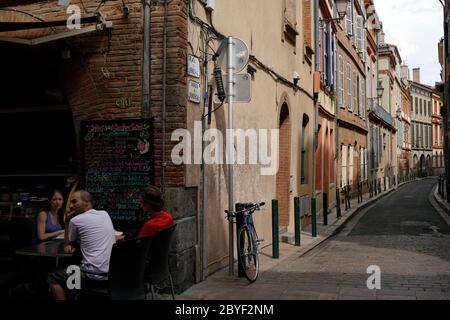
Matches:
[415,291,447,300]
[179,179,450,301]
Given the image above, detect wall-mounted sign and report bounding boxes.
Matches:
[188,55,201,78]
[188,80,201,104]
[80,119,154,229]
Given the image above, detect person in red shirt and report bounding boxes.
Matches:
[138,186,173,237]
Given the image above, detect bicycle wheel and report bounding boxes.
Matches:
[237,225,259,282]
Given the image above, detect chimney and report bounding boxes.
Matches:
[379,31,385,45]
[413,68,420,83]
[401,65,409,81]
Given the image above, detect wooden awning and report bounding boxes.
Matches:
[0,9,110,45]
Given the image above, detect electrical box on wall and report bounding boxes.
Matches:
[205,0,215,11]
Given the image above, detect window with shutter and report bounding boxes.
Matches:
[283,0,299,45]
[353,72,358,114]
[360,148,364,182]
[362,29,366,62]
[352,3,357,41]
[326,24,333,88]
[378,128,382,164]
[339,56,344,107]
[331,34,336,91]
[364,148,368,181]
[346,3,353,36]
[361,79,365,118]
[374,127,379,168]
[342,145,347,187]
[349,145,354,185]
[324,23,329,84]
[356,15,363,51]
[347,64,352,111]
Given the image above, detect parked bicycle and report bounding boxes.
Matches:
[225,202,265,282]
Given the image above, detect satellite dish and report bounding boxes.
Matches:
[217,37,250,74]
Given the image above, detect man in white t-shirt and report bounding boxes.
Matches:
[48,190,116,300]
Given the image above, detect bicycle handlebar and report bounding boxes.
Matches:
[225,202,265,219]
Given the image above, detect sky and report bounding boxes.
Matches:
[374,0,444,86]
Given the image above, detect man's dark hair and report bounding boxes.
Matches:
[140,186,164,212]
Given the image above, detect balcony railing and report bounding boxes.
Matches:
[367,98,393,127]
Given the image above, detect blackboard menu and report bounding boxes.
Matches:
[81,119,154,224]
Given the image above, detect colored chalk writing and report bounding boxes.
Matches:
[81,119,154,224]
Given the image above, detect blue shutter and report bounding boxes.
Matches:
[331,33,336,91]
[326,23,332,88]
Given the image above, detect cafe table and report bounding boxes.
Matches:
[15,239,73,268]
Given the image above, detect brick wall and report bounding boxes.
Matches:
[6,0,189,188]
[277,104,291,227]
[303,0,312,48]
[149,0,188,188]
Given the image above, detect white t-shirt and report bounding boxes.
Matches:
[69,209,116,279]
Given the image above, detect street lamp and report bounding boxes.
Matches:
[319,0,349,26]
[377,81,384,100]
[396,107,402,120]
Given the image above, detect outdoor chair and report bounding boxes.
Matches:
[81,236,152,300]
[144,224,176,300]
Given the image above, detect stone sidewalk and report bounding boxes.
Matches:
[431,183,450,227]
[179,179,418,300]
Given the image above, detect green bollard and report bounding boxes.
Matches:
[323,192,328,226]
[272,199,279,259]
[336,188,341,218]
[294,197,301,246]
[311,198,317,237]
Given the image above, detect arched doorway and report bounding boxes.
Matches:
[276,103,291,228]
[420,154,425,177]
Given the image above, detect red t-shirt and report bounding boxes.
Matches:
[138,211,173,237]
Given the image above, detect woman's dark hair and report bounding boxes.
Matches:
[47,189,65,227]
[140,186,164,212]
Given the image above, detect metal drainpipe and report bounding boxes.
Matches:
[313,0,319,199]
[161,0,168,193]
[200,36,209,281]
[142,0,151,119]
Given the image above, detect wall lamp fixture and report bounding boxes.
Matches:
[319,0,349,27]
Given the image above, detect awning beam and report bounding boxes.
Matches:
[0,14,100,32]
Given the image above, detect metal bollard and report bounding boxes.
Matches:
[359,182,363,202]
[348,185,351,209]
[294,197,301,246]
[336,187,341,218]
[272,200,279,259]
[311,198,317,237]
[323,192,328,226]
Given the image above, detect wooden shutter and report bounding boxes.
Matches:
[346,3,352,35]
[342,145,347,187]
[332,34,337,91]
[326,23,333,88]
[349,145,354,185]
[364,148,368,180]
[356,15,363,51]
[360,148,364,182]
[285,0,297,28]
[339,56,344,107]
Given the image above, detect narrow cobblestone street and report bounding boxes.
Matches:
[181,178,450,300]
